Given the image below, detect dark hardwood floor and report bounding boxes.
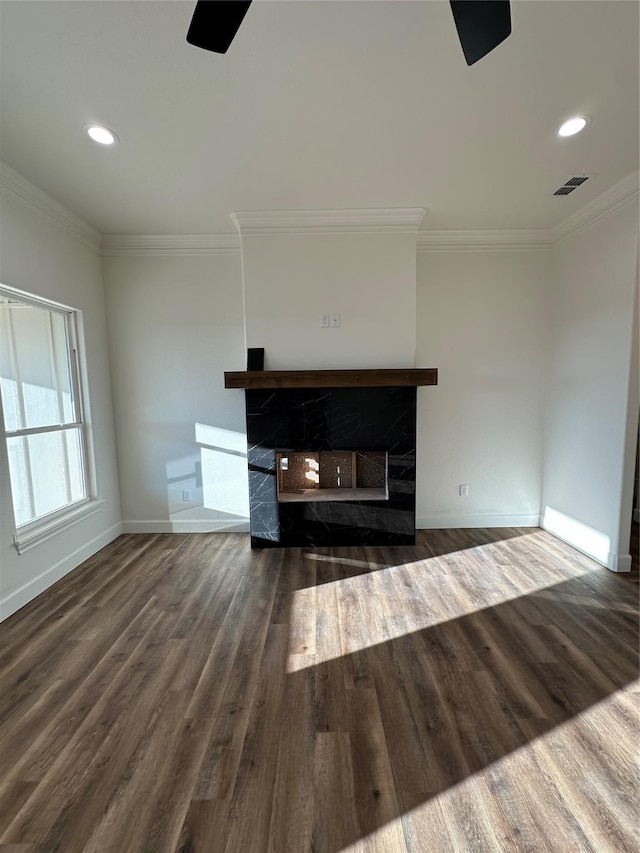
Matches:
[0,527,637,852]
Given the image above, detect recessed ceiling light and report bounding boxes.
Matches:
[558,116,590,137]
[85,124,118,145]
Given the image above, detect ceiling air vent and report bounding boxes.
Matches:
[553,176,590,196]
[564,176,589,187]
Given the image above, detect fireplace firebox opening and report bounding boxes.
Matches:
[276,451,388,503]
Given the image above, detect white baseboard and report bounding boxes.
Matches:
[540,520,632,573]
[122,519,250,534]
[607,551,632,573]
[0,522,123,622]
[540,507,633,572]
[416,514,541,529]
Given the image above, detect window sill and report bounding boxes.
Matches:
[13,498,105,554]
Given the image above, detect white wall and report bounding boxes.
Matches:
[0,187,122,619]
[106,241,554,537]
[415,250,550,528]
[542,203,639,570]
[103,253,248,532]
[2,173,637,622]
[241,233,417,369]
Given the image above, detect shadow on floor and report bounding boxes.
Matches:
[273,572,638,852]
[299,527,530,587]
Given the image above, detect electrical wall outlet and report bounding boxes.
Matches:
[459,484,469,496]
[182,489,192,502]
[330,313,340,328]
[320,313,330,328]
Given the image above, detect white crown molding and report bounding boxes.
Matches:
[550,170,640,245]
[3,159,636,256]
[416,172,639,252]
[231,207,427,236]
[0,162,101,254]
[101,233,241,256]
[416,229,552,253]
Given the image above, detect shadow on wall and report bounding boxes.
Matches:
[166,423,249,527]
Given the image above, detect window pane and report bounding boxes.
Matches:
[65,427,86,503]
[0,299,21,431]
[2,289,90,535]
[52,311,74,422]
[6,435,33,526]
[7,427,87,525]
[0,301,74,429]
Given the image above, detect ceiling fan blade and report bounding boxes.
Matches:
[187,0,252,53]
[449,0,511,66]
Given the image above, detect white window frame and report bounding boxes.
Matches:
[0,285,102,553]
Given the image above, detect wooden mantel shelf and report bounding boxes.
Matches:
[224,368,438,390]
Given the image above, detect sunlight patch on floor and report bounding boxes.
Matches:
[338,683,639,853]
[288,540,594,669]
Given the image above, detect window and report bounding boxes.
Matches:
[0,286,98,551]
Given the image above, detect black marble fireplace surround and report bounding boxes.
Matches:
[245,386,417,548]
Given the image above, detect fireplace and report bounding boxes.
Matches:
[276,451,388,503]
[225,368,437,548]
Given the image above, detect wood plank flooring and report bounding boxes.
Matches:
[0,528,637,852]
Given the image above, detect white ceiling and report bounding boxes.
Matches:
[0,0,638,235]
